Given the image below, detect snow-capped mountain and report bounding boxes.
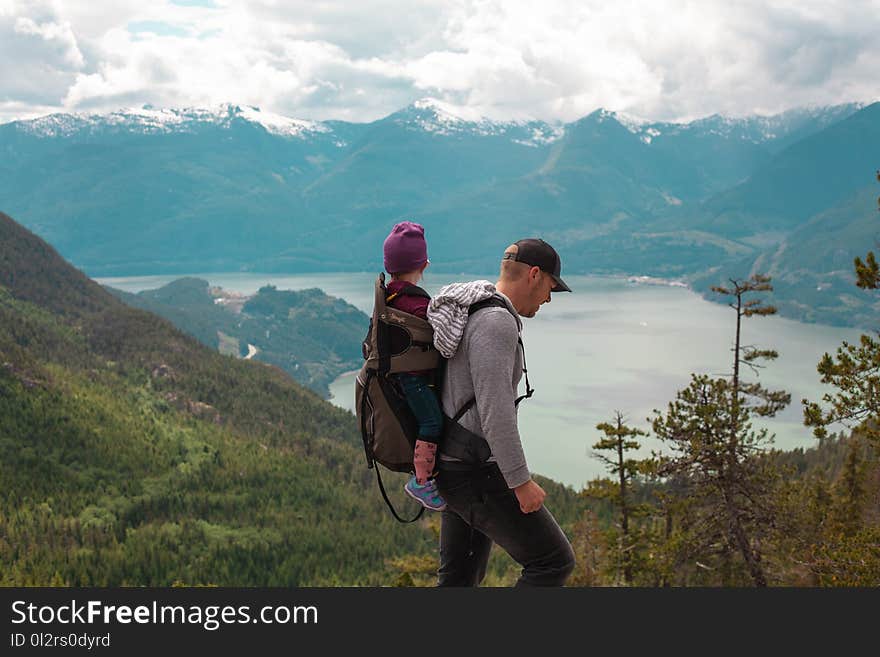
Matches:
[386,98,564,147]
[604,103,865,149]
[12,103,335,141]
[8,97,568,149]
[5,99,861,153]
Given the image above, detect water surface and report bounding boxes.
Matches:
[101,271,863,489]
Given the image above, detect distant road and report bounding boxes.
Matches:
[245,344,258,360]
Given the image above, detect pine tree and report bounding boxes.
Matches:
[567,510,606,587]
[803,336,880,443]
[805,171,880,444]
[650,275,790,587]
[584,411,646,585]
[831,440,867,535]
[852,170,880,290]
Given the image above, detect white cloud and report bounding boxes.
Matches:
[0,1,86,111]
[1,0,879,124]
[14,15,84,66]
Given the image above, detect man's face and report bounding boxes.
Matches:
[520,268,554,318]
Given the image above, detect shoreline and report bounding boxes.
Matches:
[624,274,690,289]
[97,270,693,292]
[326,368,360,403]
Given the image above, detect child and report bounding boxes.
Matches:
[382,221,446,511]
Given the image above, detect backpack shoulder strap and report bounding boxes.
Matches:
[450,296,534,422]
[467,296,508,316]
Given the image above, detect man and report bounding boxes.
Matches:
[427,238,576,587]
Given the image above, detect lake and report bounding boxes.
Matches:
[99,271,864,490]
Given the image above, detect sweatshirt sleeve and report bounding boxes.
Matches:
[466,309,531,488]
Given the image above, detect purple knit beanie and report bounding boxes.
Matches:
[383,221,428,274]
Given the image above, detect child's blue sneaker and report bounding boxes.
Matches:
[404,476,447,511]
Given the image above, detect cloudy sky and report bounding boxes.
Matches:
[2,0,879,124]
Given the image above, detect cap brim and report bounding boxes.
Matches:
[551,275,571,293]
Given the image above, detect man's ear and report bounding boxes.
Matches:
[529,266,541,282]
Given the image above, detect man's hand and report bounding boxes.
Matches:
[513,479,546,513]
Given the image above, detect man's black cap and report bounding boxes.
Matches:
[502,238,572,292]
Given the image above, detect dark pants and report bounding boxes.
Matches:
[436,464,575,587]
[394,373,443,443]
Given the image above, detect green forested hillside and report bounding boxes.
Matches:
[0,211,423,584]
[691,180,880,328]
[3,208,877,586]
[110,278,367,397]
[0,210,589,585]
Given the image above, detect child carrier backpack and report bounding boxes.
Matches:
[355,274,535,523]
[355,273,441,522]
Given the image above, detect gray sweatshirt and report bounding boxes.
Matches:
[436,289,530,488]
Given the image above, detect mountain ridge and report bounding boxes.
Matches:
[2,100,877,328]
[5,98,862,145]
